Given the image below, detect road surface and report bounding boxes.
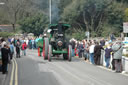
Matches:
[6,49,128,85]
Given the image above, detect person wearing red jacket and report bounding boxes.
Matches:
[21,42,27,56]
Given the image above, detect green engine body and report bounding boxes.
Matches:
[48,23,71,55]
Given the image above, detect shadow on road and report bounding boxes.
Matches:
[46,57,83,63]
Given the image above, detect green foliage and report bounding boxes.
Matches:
[19,13,48,36]
[0,0,127,38]
[101,23,120,37]
[62,0,126,37]
[124,8,128,21]
[107,1,124,31]
[0,32,14,38]
[71,30,85,40]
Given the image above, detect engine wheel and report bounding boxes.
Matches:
[68,45,72,61]
[43,38,49,60]
[48,45,52,62]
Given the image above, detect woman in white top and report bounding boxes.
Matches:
[89,42,95,64]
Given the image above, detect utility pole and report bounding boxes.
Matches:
[49,0,52,24]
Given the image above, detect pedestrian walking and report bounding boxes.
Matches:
[112,41,123,73]
[1,44,10,74]
[21,42,27,56]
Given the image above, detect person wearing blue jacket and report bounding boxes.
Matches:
[9,43,14,60]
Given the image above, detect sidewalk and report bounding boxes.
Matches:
[83,58,128,76]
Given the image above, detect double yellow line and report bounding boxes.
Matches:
[10,58,18,85]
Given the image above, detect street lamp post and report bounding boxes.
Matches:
[49,0,52,24]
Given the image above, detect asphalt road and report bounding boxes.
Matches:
[9,49,128,85]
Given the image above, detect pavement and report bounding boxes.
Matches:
[1,49,128,85]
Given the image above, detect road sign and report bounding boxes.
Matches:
[123,22,128,33]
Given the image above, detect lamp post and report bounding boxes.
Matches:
[49,0,52,24]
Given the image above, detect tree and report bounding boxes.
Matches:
[62,0,112,37]
[124,8,128,21]
[61,0,126,37]
[106,1,125,33]
[1,0,43,31]
[19,13,48,36]
[3,0,26,31]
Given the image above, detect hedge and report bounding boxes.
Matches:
[0,32,14,38]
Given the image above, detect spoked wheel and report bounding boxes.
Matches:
[68,45,72,62]
[43,38,49,60]
[48,45,52,62]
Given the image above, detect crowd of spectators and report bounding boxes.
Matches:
[0,37,39,74]
[70,38,123,73]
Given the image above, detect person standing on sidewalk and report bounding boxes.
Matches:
[9,43,14,60]
[32,38,35,49]
[89,42,95,64]
[71,39,76,57]
[1,38,6,48]
[16,40,21,58]
[21,42,27,56]
[105,44,113,68]
[1,44,10,74]
[78,41,84,58]
[100,38,105,47]
[94,42,104,65]
[112,41,123,73]
[84,42,90,61]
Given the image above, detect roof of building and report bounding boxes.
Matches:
[0,25,13,32]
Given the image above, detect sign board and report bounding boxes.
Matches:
[123,22,128,33]
[85,31,89,36]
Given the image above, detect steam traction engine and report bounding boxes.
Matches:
[43,23,72,62]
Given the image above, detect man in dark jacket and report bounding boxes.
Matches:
[1,44,9,74]
[94,42,104,65]
[105,45,113,68]
[100,38,105,47]
[16,40,21,58]
[78,42,84,58]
